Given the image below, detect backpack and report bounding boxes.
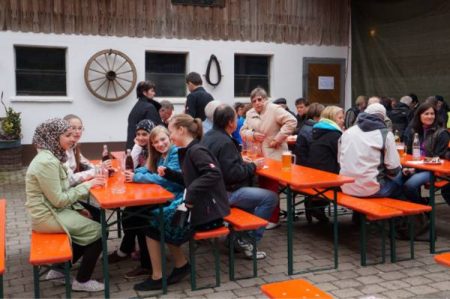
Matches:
[344,107,359,129]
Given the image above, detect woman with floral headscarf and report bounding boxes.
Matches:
[25,118,106,292]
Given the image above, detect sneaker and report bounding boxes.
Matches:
[234,237,253,253]
[125,267,150,279]
[235,238,267,260]
[168,263,191,284]
[243,248,267,260]
[265,222,280,230]
[108,250,129,263]
[45,269,72,284]
[134,278,162,291]
[72,279,104,292]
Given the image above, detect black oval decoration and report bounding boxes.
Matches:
[205,54,222,87]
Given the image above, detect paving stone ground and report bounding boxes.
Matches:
[1,167,450,298]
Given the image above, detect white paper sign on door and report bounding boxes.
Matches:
[318,76,334,90]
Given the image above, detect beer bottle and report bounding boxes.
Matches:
[125,149,134,171]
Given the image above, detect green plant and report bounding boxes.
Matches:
[0,92,22,140]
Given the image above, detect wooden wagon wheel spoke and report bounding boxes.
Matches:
[111,80,119,98]
[115,79,128,92]
[84,49,137,102]
[116,76,133,83]
[94,79,108,92]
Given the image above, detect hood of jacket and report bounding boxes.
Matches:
[356,112,386,132]
[312,119,342,139]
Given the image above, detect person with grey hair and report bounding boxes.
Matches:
[366,96,393,131]
[159,100,174,126]
[339,103,402,198]
[389,95,413,140]
[202,100,222,133]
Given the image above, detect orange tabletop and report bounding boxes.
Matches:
[90,175,174,209]
[401,155,450,175]
[257,158,355,188]
[0,199,5,275]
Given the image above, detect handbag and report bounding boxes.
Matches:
[171,190,191,229]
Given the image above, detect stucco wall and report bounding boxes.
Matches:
[0,31,351,144]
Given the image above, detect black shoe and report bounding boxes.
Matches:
[311,208,329,223]
[168,263,191,284]
[133,278,162,291]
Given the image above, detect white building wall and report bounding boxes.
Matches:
[0,31,351,144]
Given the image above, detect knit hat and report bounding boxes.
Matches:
[136,119,155,133]
[365,103,386,119]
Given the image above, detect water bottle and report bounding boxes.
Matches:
[412,133,421,161]
[125,149,134,171]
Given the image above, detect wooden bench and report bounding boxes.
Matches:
[189,226,229,291]
[434,252,450,267]
[29,232,72,298]
[0,199,5,299]
[224,207,268,281]
[261,279,333,299]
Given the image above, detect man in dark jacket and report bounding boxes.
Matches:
[126,81,163,149]
[201,104,278,260]
[185,72,214,121]
[389,95,412,140]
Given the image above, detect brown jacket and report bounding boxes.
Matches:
[241,102,297,160]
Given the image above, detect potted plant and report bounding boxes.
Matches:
[0,92,22,149]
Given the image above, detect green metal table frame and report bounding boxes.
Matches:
[286,186,339,275]
[100,205,167,298]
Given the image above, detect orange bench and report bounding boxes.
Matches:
[29,232,72,298]
[294,188,404,266]
[224,207,268,281]
[0,199,5,299]
[261,279,333,299]
[435,252,450,267]
[189,226,229,291]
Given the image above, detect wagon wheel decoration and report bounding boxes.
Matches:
[84,49,137,102]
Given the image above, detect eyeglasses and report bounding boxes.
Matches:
[71,126,84,132]
[251,97,265,104]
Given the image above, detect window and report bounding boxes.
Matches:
[145,52,187,97]
[234,55,270,97]
[15,46,67,96]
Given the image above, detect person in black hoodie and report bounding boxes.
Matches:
[305,106,344,222]
[134,113,230,291]
[126,81,163,150]
[389,95,413,141]
[294,103,325,166]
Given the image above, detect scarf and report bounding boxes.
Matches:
[32,118,70,163]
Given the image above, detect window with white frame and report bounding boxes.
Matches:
[145,52,187,97]
[234,54,270,97]
[15,46,67,96]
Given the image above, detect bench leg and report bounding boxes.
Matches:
[33,266,40,299]
[64,261,71,299]
[0,274,3,299]
[117,208,122,239]
[389,219,396,263]
[381,220,386,264]
[252,236,257,278]
[407,216,414,260]
[213,238,221,287]
[332,189,339,269]
[360,214,367,266]
[189,239,197,291]
[228,232,235,281]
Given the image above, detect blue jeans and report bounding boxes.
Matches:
[403,171,431,203]
[368,172,403,198]
[228,187,278,242]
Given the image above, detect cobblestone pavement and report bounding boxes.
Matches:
[2,168,450,298]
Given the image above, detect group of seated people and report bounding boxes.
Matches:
[24,86,449,293]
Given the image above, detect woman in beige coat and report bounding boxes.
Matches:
[25,118,106,292]
[240,87,297,228]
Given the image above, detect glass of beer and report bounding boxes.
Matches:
[396,142,405,157]
[282,150,296,171]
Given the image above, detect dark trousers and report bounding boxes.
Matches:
[119,206,152,269]
[73,201,103,282]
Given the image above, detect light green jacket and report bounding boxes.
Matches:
[25,150,101,246]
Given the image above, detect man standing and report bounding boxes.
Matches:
[339,103,402,198]
[185,72,214,121]
[159,100,174,127]
[201,104,278,259]
[126,81,162,150]
[294,97,310,130]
